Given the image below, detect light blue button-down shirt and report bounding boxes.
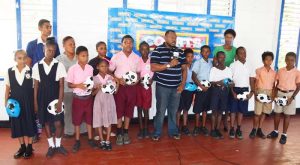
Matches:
[192,57,213,81]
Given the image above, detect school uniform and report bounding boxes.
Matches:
[66,63,94,126]
[209,67,233,112]
[32,58,66,125]
[274,67,300,115]
[230,60,255,114]
[88,56,111,76]
[5,66,36,138]
[192,58,213,114]
[178,66,194,112]
[109,51,140,119]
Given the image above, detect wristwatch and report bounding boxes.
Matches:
[166,64,171,68]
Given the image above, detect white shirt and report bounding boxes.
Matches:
[5,65,31,86]
[32,58,66,81]
[37,36,46,45]
[209,67,233,82]
[230,60,255,87]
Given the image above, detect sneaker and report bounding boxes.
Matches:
[137,130,144,139]
[171,134,181,140]
[46,147,55,158]
[14,147,26,159]
[99,141,106,150]
[123,133,131,145]
[105,142,112,151]
[279,134,287,144]
[267,130,279,139]
[216,129,224,139]
[236,129,243,140]
[143,129,150,138]
[256,128,266,139]
[210,130,219,139]
[56,146,68,156]
[88,140,97,149]
[23,147,33,159]
[229,128,235,139]
[152,135,160,141]
[116,134,124,145]
[72,141,80,153]
[201,127,209,136]
[249,128,257,139]
[181,126,191,135]
[192,127,200,136]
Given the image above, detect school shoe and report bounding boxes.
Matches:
[116,134,124,145]
[229,128,235,139]
[72,141,81,153]
[88,139,98,149]
[279,134,287,144]
[14,147,26,159]
[105,142,112,151]
[143,129,150,138]
[56,146,68,156]
[192,127,200,136]
[181,126,191,136]
[210,130,219,139]
[223,126,229,132]
[267,130,279,139]
[137,130,144,139]
[46,147,55,158]
[236,129,243,140]
[23,146,33,159]
[99,141,106,150]
[249,128,257,139]
[171,134,181,140]
[201,127,210,136]
[256,128,266,139]
[152,135,160,141]
[123,133,131,144]
[216,129,224,139]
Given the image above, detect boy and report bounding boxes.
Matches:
[89,41,111,76]
[32,38,67,158]
[267,52,300,144]
[192,45,213,136]
[249,52,276,139]
[209,51,233,139]
[176,48,194,135]
[229,47,255,139]
[136,41,153,139]
[67,46,97,152]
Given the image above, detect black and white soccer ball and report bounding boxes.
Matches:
[256,93,272,103]
[84,76,94,92]
[122,71,138,85]
[237,91,250,101]
[141,74,151,89]
[275,96,288,106]
[47,99,65,115]
[101,80,117,94]
[197,80,211,91]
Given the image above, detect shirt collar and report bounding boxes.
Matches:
[39,57,58,65]
[11,65,30,72]
[37,36,45,45]
[63,52,77,61]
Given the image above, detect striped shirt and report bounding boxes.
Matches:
[150,43,185,88]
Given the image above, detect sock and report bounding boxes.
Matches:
[76,140,80,143]
[21,144,26,151]
[27,144,32,150]
[116,128,122,135]
[274,130,279,133]
[47,138,55,148]
[124,129,128,134]
[55,138,61,148]
[106,141,110,144]
[282,133,287,137]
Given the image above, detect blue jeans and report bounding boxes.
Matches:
[153,84,181,137]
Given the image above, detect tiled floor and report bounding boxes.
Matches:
[1,114,300,165]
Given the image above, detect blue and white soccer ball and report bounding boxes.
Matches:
[6,98,21,118]
[223,78,233,86]
[123,71,138,85]
[275,96,288,106]
[256,93,272,103]
[47,99,65,115]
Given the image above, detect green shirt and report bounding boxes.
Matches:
[213,46,237,67]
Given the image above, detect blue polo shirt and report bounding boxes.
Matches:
[192,57,213,81]
[26,38,60,66]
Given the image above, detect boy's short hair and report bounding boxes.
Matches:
[121,35,134,43]
[165,30,176,36]
[45,37,56,47]
[236,46,245,55]
[62,36,73,45]
[200,45,211,52]
[38,19,50,27]
[216,51,225,58]
[224,29,236,38]
[76,46,88,55]
[285,52,297,59]
[184,48,194,57]
[139,41,149,49]
[14,49,27,58]
[96,41,106,49]
[261,51,274,61]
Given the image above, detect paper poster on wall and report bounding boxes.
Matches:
[107,8,235,59]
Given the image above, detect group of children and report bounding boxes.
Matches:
[5,36,300,160]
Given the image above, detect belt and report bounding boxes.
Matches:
[278,88,294,93]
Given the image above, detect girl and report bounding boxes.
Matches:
[92,59,118,150]
[5,50,36,159]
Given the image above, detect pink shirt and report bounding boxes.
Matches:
[95,74,114,85]
[66,63,93,96]
[109,51,140,78]
[137,58,153,78]
[255,66,276,90]
[277,67,300,91]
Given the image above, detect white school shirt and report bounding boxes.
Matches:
[209,66,233,82]
[230,60,255,88]
[32,58,66,81]
[5,65,31,86]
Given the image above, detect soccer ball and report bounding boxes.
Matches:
[122,71,138,85]
[47,99,65,115]
[84,76,94,93]
[201,80,211,88]
[6,98,20,118]
[237,91,250,101]
[256,93,272,103]
[275,96,288,106]
[223,78,233,86]
[101,80,117,94]
[141,74,151,90]
[184,82,197,91]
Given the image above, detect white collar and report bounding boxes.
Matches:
[37,36,45,44]
[11,65,30,72]
[39,57,58,65]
